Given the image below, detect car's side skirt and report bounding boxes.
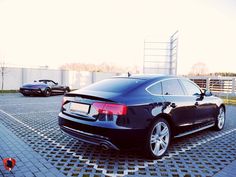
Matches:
[174,123,215,138]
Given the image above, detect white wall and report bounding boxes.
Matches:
[0,67,117,90]
[93,72,117,82]
[22,68,61,84]
[0,67,22,90]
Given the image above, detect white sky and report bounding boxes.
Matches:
[0,0,235,74]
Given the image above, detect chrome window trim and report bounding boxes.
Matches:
[146,78,181,96]
[145,77,202,97]
[179,78,203,96]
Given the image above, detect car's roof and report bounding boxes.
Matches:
[113,74,179,81]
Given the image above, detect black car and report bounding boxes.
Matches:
[58,75,225,158]
[20,79,70,97]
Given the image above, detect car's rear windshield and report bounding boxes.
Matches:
[81,78,145,93]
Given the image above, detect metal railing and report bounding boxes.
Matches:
[188,76,236,97]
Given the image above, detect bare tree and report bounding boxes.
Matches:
[189,62,209,76]
[60,62,141,74]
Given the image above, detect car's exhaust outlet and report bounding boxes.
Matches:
[100,143,109,150]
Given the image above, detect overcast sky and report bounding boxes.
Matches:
[0,0,235,74]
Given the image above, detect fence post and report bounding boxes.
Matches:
[206,78,210,90]
[232,78,235,95]
[91,72,95,83]
[60,69,64,85]
[22,68,26,85]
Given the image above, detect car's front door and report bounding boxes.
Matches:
[180,79,216,125]
[47,81,64,94]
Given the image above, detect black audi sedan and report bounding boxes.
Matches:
[58,75,225,158]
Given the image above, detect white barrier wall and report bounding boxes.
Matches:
[0,67,23,90]
[22,68,62,84]
[93,72,117,82]
[0,67,118,90]
[67,71,93,89]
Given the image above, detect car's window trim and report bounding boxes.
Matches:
[145,81,163,95]
[146,77,201,97]
[161,78,185,96]
[146,78,185,96]
[179,78,203,96]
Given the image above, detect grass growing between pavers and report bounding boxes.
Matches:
[219,96,236,105]
[223,99,236,105]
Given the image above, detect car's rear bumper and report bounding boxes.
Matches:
[60,125,119,150]
[58,113,147,149]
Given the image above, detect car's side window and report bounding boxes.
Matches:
[181,79,202,96]
[162,79,185,95]
[47,81,54,86]
[147,82,162,95]
[41,80,47,84]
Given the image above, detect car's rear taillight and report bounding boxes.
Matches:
[92,102,127,115]
[61,97,72,107]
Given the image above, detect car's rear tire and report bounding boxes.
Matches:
[64,87,70,94]
[144,118,171,159]
[22,93,29,96]
[44,88,51,97]
[214,106,225,131]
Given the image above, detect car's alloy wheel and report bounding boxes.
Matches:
[146,118,170,158]
[215,107,225,130]
[64,88,70,94]
[44,89,51,97]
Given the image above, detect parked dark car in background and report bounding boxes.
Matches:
[20,79,70,97]
[58,75,225,158]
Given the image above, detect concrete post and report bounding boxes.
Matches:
[232,78,235,95]
[91,72,95,83]
[22,68,27,85]
[206,78,210,90]
[60,69,64,85]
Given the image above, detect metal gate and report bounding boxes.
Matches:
[143,31,178,75]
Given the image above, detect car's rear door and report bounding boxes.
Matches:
[160,79,197,131]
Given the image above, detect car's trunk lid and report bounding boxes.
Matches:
[62,90,121,121]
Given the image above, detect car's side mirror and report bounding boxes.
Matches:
[203,89,212,97]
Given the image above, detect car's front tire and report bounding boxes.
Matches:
[44,88,51,97]
[214,106,225,131]
[145,118,171,159]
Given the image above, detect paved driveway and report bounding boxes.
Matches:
[0,94,236,177]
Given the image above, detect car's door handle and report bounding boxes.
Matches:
[195,102,199,106]
[170,103,176,108]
